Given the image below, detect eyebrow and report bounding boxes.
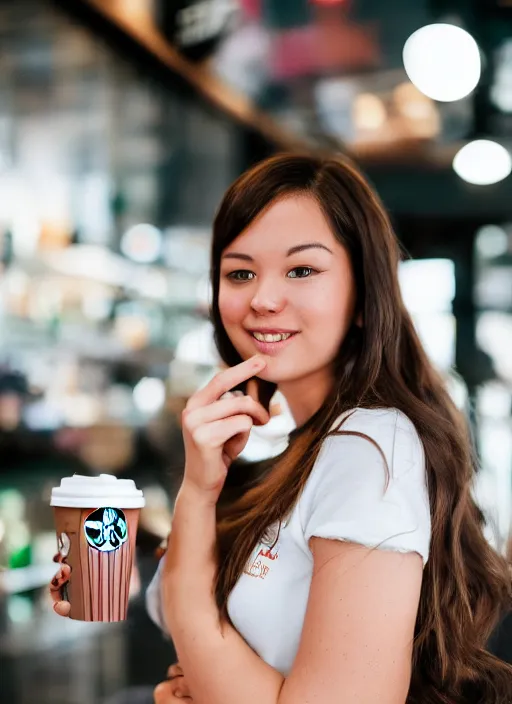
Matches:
[221,242,333,262]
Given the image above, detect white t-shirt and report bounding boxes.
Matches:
[146,408,430,676]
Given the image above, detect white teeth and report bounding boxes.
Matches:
[252,332,293,343]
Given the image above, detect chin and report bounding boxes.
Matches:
[255,362,301,385]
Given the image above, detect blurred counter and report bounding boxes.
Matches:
[1,606,127,704]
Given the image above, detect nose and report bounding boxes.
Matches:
[250,278,286,315]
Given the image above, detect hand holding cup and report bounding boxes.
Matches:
[50,473,145,621]
[50,561,71,617]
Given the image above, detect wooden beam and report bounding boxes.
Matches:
[71,0,313,153]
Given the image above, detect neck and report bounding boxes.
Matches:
[278,369,334,428]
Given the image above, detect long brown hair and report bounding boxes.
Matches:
[209,154,512,703]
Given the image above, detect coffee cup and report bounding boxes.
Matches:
[50,473,145,622]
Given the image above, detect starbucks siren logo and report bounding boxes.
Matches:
[84,507,128,552]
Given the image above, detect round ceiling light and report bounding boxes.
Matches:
[403,24,481,102]
[453,140,512,185]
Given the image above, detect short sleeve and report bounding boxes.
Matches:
[301,409,431,565]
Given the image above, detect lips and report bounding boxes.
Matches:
[251,332,294,342]
[248,329,298,335]
[246,330,299,356]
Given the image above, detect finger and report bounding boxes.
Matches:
[223,429,251,464]
[246,379,279,417]
[246,378,259,404]
[167,663,184,679]
[191,414,254,451]
[171,679,191,698]
[49,564,72,599]
[154,681,192,702]
[220,390,245,401]
[246,378,274,415]
[154,681,173,703]
[53,600,71,617]
[219,391,235,400]
[270,402,282,417]
[184,395,269,432]
[187,356,266,410]
[49,563,71,588]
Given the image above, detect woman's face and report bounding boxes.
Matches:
[218,195,358,391]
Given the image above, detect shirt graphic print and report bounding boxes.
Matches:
[244,521,283,580]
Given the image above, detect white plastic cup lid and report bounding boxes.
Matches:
[50,473,145,509]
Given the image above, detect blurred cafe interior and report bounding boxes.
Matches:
[1,0,512,701]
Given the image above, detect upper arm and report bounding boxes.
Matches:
[279,537,423,704]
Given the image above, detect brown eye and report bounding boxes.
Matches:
[288,266,316,279]
[226,270,255,282]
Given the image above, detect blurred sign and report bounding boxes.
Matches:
[263,0,311,29]
[155,0,238,61]
[270,12,379,79]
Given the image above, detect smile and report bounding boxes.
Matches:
[247,330,299,355]
[252,332,293,342]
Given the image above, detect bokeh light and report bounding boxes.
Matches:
[403,24,481,102]
[453,140,512,185]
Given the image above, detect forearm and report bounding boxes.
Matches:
[161,483,285,704]
[162,481,218,604]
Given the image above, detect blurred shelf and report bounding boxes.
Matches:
[16,247,205,306]
[0,315,178,364]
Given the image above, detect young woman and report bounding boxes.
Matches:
[53,154,512,703]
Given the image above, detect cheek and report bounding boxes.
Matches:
[218,287,248,326]
[307,279,356,331]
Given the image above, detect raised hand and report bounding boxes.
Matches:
[180,355,269,503]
